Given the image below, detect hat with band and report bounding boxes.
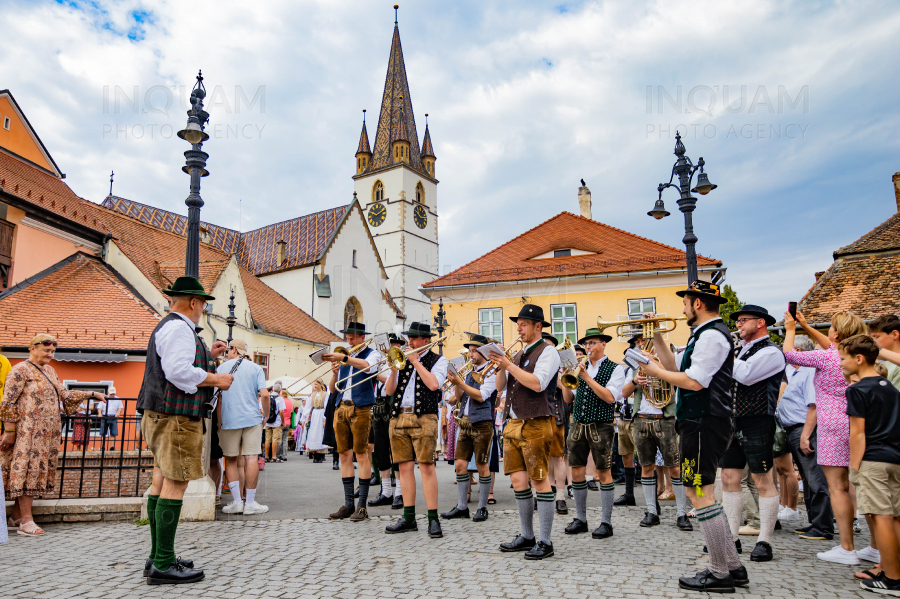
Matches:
[509,304,551,328]
[463,332,490,349]
[730,304,776,327]
[339,321,369,335]
[403,322,436,338]
[675,279,727,305]
[162,276,215,300]
[579,327,613,345]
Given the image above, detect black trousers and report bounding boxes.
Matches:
[786,425,834,534]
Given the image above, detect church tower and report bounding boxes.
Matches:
[353,6,438,324]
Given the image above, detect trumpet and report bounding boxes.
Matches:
[338,336,447,393]
[473,335,523,384]
[287,337,375,393]
[560,355,590,390]
[596,315,685,340]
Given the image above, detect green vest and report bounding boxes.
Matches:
[573,357,618,424]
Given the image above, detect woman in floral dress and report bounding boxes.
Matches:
[783,310,867,563]
[0,334,104,536]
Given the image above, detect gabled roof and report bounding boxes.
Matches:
[423,212,722,288]
[0,90,64,178]
[799,254,900,322]
[0,252,160,351]
[834,211,900,257]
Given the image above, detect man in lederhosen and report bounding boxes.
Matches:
[368,333,405,508]
[138,277,232,585]
[641,280,746,593]
[560,327,627,540]
[441,333,496,523]
[492,304,561,560]
[324,321,382,522]
[384,322,448,538]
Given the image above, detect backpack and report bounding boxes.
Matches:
[267,394,278,425]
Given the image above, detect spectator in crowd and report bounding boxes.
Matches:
[97,386,124,451]
[218,340,269,516]
[869,315,900,390]
[0,334,104,536]
[264,382,286,463]
[278,389,293,461]
[784,309,867,564]
[0,346,8,545]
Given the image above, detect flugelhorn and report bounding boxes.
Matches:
[338,336,447,393]
[473,335,523,384]
[560,355,590,390]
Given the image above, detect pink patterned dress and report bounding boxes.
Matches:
[785,346,849,467]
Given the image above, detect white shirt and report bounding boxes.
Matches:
[677,318,732,389]
[97,397,124,417]
[465,363,496,416]
[338,349,383,401]
[584,355,627,402]
[155,312,209,394]
[266,394,286,428]
[400,353,448,408]
[733,336,786,385]
[509,340,562,419]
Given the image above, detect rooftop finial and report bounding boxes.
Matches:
[394,4,398,25]
[109,170,114,196]
[425,113,429,125]
[363,108,366,123]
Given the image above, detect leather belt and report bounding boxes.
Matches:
[401,406,415,414]
[636,413,664,419]
[340,400,354,407]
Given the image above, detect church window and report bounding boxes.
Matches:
[374,181,384,202]
[415,183,425,204]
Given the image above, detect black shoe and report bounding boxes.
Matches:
[702,540,742,554]
[614,493,636,506]
[678,570,735,593]
[564,518,588,534]
[591,522,614,539]
[556,500,568,515]
[332,462,340,470]
[472,507,489,522]
[640,512,660,527]
[567,485,573,499]
[391,494,404,509]
[385,517,418,534]
[774,519,782,530]
[146,562,205,585]
[368,493,393,507]
[798,529,834,540]
[499,534,536,552]
[729,566,749,588]
[586,480,599,491]
[677,514,694,531]
[143,557,194,577]
[524,540,554,560]
[440,506,470,520]
[370,474,379,486]
[656,500,662,515]
[750,541,773,562]
[613,475,626,485]
[794,524,814,534]
[428,519,443,538]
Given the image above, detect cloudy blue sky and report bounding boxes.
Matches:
[3,0,899,315]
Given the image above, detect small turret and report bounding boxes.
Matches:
[356,109,372,175]
[421,114,435,177]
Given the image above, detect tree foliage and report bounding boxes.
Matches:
[720,285,742,332]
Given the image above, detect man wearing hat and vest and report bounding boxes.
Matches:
[324,321,382,522]
[560,327,627,540]
[384,322,448,538]
[368,333,405,508]
[640,280,746,593]
[721,304,785,563]
[441,332,497,523]
[138,276,232,585]
[491,304,561,560]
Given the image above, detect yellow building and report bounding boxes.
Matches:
[422,193,724,362]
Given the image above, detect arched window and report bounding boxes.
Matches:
[415,182,425,204]
[373,180,384,202]
[343,296,364,335]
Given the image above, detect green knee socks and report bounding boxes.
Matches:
[153,498,184,571]
[147,494,159,561]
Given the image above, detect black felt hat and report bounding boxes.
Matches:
[578,327,613,345]
[675,279,728,305]
[463,332,490,349]
[339,321,369,335]
[541,332,559,347]
[403,322,436,338]
[162,276,215,300]
[730,304,777,327]
[387,333,405,344]
[509,304,551,328]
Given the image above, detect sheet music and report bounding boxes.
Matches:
[558,346,578,369]
[372,332,390,353]
[624,348,650,370]
[447,362,460,379]
[448,355,467,370]
[476,342,505,360]
[309,347,327,365]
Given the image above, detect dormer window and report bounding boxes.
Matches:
[554,249,572,257]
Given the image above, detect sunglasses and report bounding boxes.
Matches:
[34,340,58,348]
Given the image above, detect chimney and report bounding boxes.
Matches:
[893,171,900,213]
[276,239,286,265]
[578,185,592,219]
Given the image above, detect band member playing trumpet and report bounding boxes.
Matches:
[560,328,627,540]
[324,321,382,522]
[441,333,496,523]
[640,280,746,593]
[492,305,560,560]
[384,323,448,539]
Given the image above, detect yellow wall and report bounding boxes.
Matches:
[0,96,56,173]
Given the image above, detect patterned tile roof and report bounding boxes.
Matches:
[423,212,721,288]
[356,118,372,155]
[834,211,900,257]
[0,252,160,350]
[799,254,900,322]
[421,123,435,158]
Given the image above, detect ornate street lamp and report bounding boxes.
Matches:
[226,286,237,344]
[177,71,210,278]
[648,131,717,284]
[434,299,448,356]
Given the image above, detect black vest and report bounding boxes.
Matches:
[390,350,442,418]
[461,364,496,424]
[677,319,734,421]
[733,339,784,418]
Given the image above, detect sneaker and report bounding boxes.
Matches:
[860,573,900,595]
[243,501,269,515]
[817,545,860,565]
[858,546,882,563]
[780,507,800,521]
[222,500,244,514]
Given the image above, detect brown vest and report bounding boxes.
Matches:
[503,341,553,420]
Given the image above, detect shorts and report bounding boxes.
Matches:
[334,403,372,455]
[142,410,204,482]
[100,418,118,438]
[371,403,394,468]
[549,421,567,458]
[389,413,438,464]
[219,423,264,457]
[567,421,615,471]
[773,422,789,458]
[503,416,553,481]
[634,416,679,468]
[721,415,776,474]
[455,417,494,465]
[618,419,636,456]
[264,425,283,445]
[852,461,900,516]
[677,415,731,489]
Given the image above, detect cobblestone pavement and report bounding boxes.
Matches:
[2,501,871,598]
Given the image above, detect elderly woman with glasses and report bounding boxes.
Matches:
[0,334,105,536]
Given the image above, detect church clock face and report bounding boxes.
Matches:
[414,204,427,229]
[367,202,386,227]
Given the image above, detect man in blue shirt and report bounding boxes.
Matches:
[217,340,269,516]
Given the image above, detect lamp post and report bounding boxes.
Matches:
[177,71,210,279]
[648,131,717,284]
[226,286,237,344]
[434,299,448,356]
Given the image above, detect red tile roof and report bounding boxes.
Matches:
[423,212,721,288]
[799,254,900,322]
[0,253,160,350]
[834,211,900,257]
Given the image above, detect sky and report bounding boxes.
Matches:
[2,0,899,317]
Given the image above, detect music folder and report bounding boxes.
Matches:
[308,347,327,366]
[476,343,505,360]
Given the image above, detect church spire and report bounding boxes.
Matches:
[421,113,435,177]
[355,109,372,174]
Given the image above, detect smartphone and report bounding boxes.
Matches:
[788,302,798,319]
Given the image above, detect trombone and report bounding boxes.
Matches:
[287,337,375,393]
[338,336,447,393]
[472,335,523,384]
